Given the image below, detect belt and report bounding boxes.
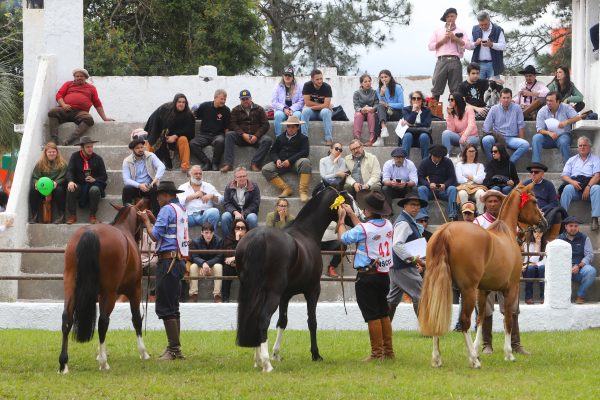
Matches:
[479,60,492,63]
[438,55,459,60]
[158,251,178,260]
[357,268,379,275]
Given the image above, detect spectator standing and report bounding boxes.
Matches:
[220,90,272,173]
[399,91,432,161]
[428,8,471,100]
[375,69,404,142]
[482,88,529,163]
[381,147,418,210]
[265,198,295,229]
[513,65,549,121]
[29,142,67,223]
[344,139,382,196]
[189,89,230,171]
[176,165,222,230]
[558,216,598,304]
[65,136,108,224]
[122,138,165,216]
[353,74,379,146]
[272,67,304,137]
[145,93,195,173]
[441,92,479,155]
[47,68,113,145]
[262,116,312,202]
[559,136,600,231]
[455,144,487,214]
[483,143,519,194]
[546,66,585,112]
[221,167,260,237]
[417,145,459,221]
[301,69,334,145]
[469,11,506,79]
[187,222,224,303]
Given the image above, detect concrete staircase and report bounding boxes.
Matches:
[19,119,600,302]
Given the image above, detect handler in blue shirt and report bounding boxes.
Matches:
[122,138,165,215]
[139,180,189,361]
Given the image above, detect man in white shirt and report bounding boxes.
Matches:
[177,165,222,230]
[513,65,549,120]
[381,147,418,211]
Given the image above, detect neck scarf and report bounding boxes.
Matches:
[79,150,92,173]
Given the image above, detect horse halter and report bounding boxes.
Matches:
[513,187,545,230]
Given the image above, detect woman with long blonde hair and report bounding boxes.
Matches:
[29,142,67,223]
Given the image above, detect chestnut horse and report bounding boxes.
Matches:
[235,186,355,372]
[58,200,151,374]
[418,183,547,368]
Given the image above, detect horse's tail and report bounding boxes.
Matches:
[73,230,100,343]
[418,225,453,337]
[236,232,268,348]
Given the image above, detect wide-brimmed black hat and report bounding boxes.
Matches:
[518,65,541,75]
[429,144,447,157]
[79,136,99,145]
[128,138,146,149]
[440,7,457,22]
[156,180,184,194]
[526,162,548,172]
[397,194,428,208]
[356,190,392,216]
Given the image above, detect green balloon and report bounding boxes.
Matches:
[36,176,53,197]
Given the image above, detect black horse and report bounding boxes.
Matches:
[236,186,355,372]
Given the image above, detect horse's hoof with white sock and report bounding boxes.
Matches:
[262,363,274,373]
[140,352,150,360]
[59,365,69,375]
[431,357,442,368]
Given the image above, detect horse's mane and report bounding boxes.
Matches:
[488,219,512,235]
[111,205,132,225]
[286,188,336,229]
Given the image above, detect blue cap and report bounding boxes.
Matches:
[562,216,582,225]
[415,210,429,221]
[239,89,252,99]
[391,147,407,158]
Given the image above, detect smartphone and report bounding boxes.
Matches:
[482,39,488,43]
[436,184,441,188]
[395,179,402,183]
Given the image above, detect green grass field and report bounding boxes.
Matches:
[0,329,598,399]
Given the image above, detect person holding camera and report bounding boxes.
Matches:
[428,8,471,100]
[483,143,519,195]
[469,11,506,80]
[65,136,108,224]
[381,147,417,212]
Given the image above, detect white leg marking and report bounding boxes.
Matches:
[473,324,483,357]
[254,346,261,369]
[272,327,284,361]
[59,364,69,375]
[97,342,110,371]
[260,340,273,372]
[463,331,481,369]
[137,335,150,360]
[504,326,515,362]
[431,336,442,368]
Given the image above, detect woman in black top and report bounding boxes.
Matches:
[483,143,519,194]
[221,218,250,302]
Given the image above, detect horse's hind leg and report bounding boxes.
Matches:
[305,286,323,361]
[59,302,74,374]
[502,289,516,362]
[129,289,150,360]
[460,289,480,368]
[257,294,280,373]
[96,294,117,371]
[272,293,292,361]
[431,336,442,368]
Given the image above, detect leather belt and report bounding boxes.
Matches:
[158,251,178,260]
[479,60,492,63]
[438,55,459,60]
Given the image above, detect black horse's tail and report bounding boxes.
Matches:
[73,230,100,343]
[237,232,268,347]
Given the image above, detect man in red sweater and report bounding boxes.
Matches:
[47,68,113,145]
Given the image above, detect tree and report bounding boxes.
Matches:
[84,0,265,76]
[259,0,412,76]
[471,0,571,74]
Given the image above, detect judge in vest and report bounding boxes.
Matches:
[138,181,189,361]
[338,190,395,362]
[469,11,506,80]
[122,138,165,216]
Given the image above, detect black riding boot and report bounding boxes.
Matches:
[158,319,184,360]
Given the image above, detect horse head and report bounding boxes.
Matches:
[110,199,152,241]
[514,183,548,232]
[318,185,356,228]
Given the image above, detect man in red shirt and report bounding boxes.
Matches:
[48,68,113,145]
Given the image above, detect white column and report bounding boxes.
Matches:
[544,239,573,309]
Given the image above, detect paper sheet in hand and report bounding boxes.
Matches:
[395,120,409,139]
[544,118,564,134]
[403,237,427,258]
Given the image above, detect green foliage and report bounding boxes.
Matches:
[1,329,600,398]
[84,0,265,76]
[259,0,412,76]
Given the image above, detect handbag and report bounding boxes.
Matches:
[331,105,349,121]
[491,175,509,186]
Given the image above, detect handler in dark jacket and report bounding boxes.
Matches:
[187,222,224,303]
[65,136,108,224]
[416,145,458,220]
[262,115,312,202]
[221,166,260,236]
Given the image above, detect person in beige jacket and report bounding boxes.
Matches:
[344,139,382,196]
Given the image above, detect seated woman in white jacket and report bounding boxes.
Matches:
[454,144,487,214]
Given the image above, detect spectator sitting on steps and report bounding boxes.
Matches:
[221,166,260,237]
[187,222,224,303]
[176,165,222,231]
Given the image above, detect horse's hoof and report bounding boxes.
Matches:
[504,354,516,362]
[470,359,481,369]
[99,363,111,371]
[262,363,274,373]
[431,358,442,368]
[271,353,281,362]
[141,352,150,360]
[59,365,69,375]
[312,355,323,362]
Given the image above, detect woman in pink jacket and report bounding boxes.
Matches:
[441,93,479,156]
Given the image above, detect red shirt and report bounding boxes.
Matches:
[55,81,103,112]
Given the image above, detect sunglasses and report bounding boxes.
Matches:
[491,150,499,154]
[333,147,343,152]
[530,170,543,175]
[448,98,455,102]
[467,149,477,153]
[411,97,422,101]
[235,226,247,231]
[283,74,293,77]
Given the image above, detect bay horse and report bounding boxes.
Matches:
[59,199,151,374]
[418,183,547,368]
[235,186,355,372]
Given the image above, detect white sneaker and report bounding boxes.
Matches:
[380,127,389,138]
[372,137,384,147]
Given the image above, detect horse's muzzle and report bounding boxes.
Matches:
[538,215,549,232]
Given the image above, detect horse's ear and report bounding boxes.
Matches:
[111,203,123,211]
[135,197,150,210]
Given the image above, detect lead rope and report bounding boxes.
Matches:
[338,243,347,315]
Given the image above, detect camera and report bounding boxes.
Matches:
[83,169,91,178]
[455,32,464,38]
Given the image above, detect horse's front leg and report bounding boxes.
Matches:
[473,290,489,356]
[129,290,150,360]
[272,294,292,361]
[431,336,442,368]
[305,286,323,361]
[502,289,516,362]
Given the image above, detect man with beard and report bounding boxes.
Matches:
[122,138,165,215]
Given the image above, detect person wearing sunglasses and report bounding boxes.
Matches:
[399,91,432,161]
[221,218,250,303]
[272,66,304,137]
[441,93,479,156]
[319,142,348,189]
[483,143,519,194]
[353,74,380,146]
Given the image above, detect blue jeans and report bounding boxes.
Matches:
[417,185,458,219]
[490,185,513,195]
[572,264,597,298]
[531,133,571,163]
[274,110,303,136]
[560,184,600,217]
[441,130,480,155]
[482,135,530,163]
[478,62,495,80]
[523,264,545,300]
[187,208,220,231]
[301,108,333,141]
[400,132,430,160]
[221,211,258,237]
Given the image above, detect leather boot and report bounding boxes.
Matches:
[381,317,395,359]
[158,319,184,360]
[270,176,293,198]
[363,320,384,362]
[63,122,91,145]
[28,209,38,224]
[388,302,398,321]
[299,173,311,203]
[482,315,493,354]
[511,314,531,355]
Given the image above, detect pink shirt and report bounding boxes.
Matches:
[428,26,471,57]
[445,106,478,137]
[513,80,549,105]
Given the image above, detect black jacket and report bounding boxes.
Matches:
[269,132,309,164]
[223,180,261,217]
[66,150,108,187]
[417,156,457,187]
[483,159,519,188]
[189,235,224,267]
